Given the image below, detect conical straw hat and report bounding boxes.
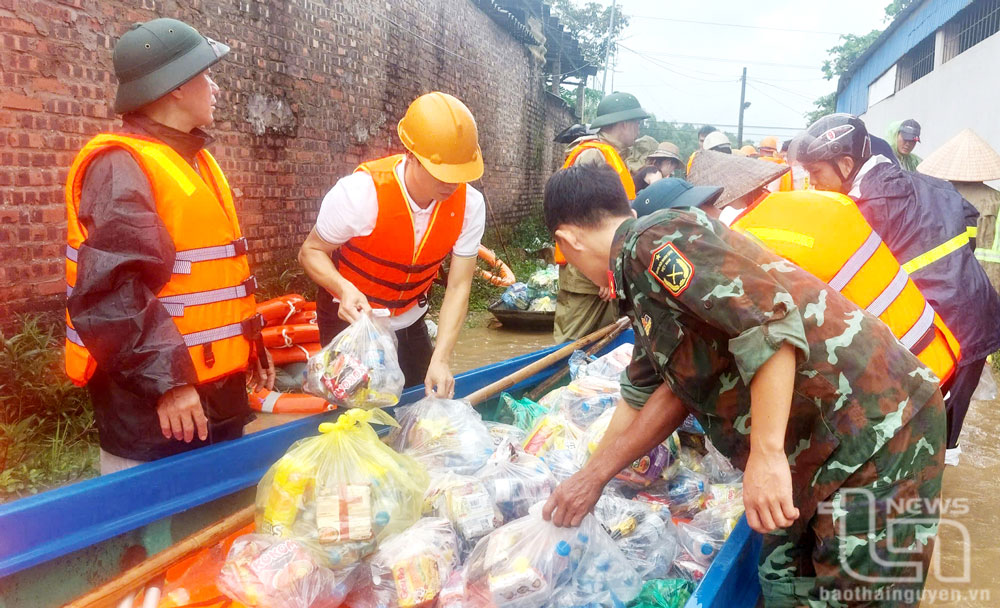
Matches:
[917,129,1000,182]
[687,150,790,208]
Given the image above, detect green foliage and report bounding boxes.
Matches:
[884,0,915,20]
[0,316,98,501]
[805,92,838,126]
[807,0,910,123]
[559,86,604,122]
[641,120,704,163]
[256,254,318,301]
[820,29,883,82]
[549,0,630,68]
[430,214,553,315]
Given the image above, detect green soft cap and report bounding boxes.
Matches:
[113,18,229,114]
[590,91,652,129]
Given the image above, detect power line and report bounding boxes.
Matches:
[627,14,844,36]
[747,82,807,115]
[619,45,741,83]
[636,50,818,70]
[749,78,817,101]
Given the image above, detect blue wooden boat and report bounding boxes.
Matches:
[0,330,761,607]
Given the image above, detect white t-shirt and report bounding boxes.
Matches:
[315,156,486,330]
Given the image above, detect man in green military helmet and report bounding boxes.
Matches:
[541,164,945,607]
[555,91,651,343]
[67,18,273,475]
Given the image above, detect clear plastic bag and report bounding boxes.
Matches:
[540,448,581,482]
[475,440,556,523]
[551,376,621,429]
[527,265,559,296]
[302,311,404,409]
[571,343,634,381]
[423,472,503,547]
[390,397,494,475]
[973,364,998,401]
[567,351,594,381]
[500,283,532,310]
[701,440,742,484]
[636,465,707,518]
[484,421,527,448]
[369,517,460,608]
[255,409,429,569]
[594,495,680,581]
[217,534,358,608]
[528,296,556,312]
[522,413,583,458]
[460,504,641,608]
[577,409,672,489]
[497,393,549,431]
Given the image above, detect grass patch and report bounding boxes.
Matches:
[0,315,98,502]
[430,213,555,316]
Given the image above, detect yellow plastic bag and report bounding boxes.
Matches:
[255,409,430,569]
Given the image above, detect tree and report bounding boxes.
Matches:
[805,0,911,122]
[558,86,604,122]
[549,0,630,69]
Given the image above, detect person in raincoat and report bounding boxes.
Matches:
[888,119,922,171]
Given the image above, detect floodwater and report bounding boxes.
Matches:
[922,371,1000,606]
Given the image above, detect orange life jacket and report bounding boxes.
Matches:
[555,140,636,265]
[333,155,465,316]
[759,156,794,192]
[732,190,961,384]
[563,140,636,200]
[65,133,259,386]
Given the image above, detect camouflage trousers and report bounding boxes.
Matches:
[758,392,946,607]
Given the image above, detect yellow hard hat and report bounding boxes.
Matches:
[397,92,484,183]
[759,136,779,150]
[740,145,757,156]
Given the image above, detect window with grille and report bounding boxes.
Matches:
[895,33,935,91]
[943,0,1000,61]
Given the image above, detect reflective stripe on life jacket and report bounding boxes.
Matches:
[65,133,259,386]
[732,190,960,383]
[563,140,637,200]
[333,154,466,316]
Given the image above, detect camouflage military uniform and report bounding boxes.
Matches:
[610,208,945,607]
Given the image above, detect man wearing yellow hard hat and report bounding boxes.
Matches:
[299,92,486,398]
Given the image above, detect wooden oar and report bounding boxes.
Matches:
[463,317,630,405]
[526,316,631,401]
[66,504,255,608]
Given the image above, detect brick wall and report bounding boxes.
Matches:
[0,0,575,320]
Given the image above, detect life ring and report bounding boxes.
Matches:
[475,245,516,287]
[284,309,317,326]
[257,294,306,325]
[249,387,333,414]
[261,323,320,348]
[268,342,321,366]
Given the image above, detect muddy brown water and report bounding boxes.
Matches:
[922,370,1000,606]
[248,320,1000,606]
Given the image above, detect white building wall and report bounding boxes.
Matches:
[860,29,1000,161]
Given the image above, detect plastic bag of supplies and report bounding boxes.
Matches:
[423,472,503,548]
[457,503,641,607]
[302,311,404,409]
[368,517,461,608]
[475,440,556,523]
[390,397,495,475]
[217,534,359,608]
[255,409,429,569]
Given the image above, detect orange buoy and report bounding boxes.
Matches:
[257,294,306,324]
[267,342,321,366]
[284,309,317,325]
[475,245,516,287]
[249,387,333,414]
[261,323,320,348]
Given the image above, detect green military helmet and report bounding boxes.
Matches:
[589,92,652,129]
[113,18,230,114]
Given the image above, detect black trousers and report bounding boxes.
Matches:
[317,292,434,389]
[943,357,988,449]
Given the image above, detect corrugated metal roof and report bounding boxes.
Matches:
[836,0,973,115]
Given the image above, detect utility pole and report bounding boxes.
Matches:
[737,67,748,147]
[601,0,617,95]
